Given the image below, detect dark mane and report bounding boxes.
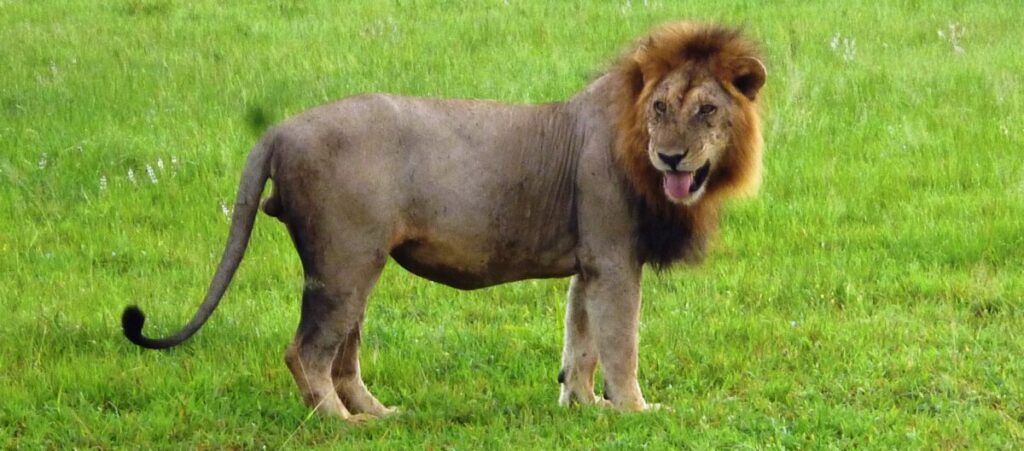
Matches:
[634,194,716,269]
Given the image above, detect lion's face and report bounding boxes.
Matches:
[613,24,766,211]
[644,66,737,205]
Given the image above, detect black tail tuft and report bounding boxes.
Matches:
[122,305,147,345]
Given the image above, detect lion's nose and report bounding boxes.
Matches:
[657,153,685,170]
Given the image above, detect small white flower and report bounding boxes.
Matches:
[171,155,178,166]
[829,33,855,62]
[842,38,856,62]
[38,153,48,170]
[127,168,136,184]
[146,164,158,184]
[939,22,965,54]
[99,175,108,191]
[157,158,165,171]
[790,320,797,328]
[220,201,231,218]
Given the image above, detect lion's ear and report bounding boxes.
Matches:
[631,38,657,84]
[729,56,766,101]
[632,37,653,62]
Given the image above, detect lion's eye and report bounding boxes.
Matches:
[653,100,667,115]
[697,104,717,115]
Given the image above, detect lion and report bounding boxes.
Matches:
[121,22,766,420]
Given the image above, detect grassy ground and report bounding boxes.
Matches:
[2,0,1023,448]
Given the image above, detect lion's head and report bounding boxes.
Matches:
[611,23,766,266]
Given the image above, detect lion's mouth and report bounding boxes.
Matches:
[662,160,711,202]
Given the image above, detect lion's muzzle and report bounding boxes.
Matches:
[661,159,710,203]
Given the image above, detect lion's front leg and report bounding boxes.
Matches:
[585,267,651,411]
[558,275,601,406]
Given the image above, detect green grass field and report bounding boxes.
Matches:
[3,0,1023,448]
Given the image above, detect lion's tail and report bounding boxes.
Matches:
[122,137,274,349]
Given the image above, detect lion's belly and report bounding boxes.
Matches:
[389,235,577,290]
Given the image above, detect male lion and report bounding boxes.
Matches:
[122,22,766,420]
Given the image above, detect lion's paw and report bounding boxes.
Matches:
[559,386,600,407]
[376,405,401,417]
[643,402,672,412]
[344,413,378,424]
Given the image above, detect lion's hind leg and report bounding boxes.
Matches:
[332,319,398,418]
[285,281,364,420]
[282,217,390,421]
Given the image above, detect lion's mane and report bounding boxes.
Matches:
[609,23,764,267]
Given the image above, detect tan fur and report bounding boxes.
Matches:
[614,23,764,202]
[612,23,764,264]
[121,22,766,420]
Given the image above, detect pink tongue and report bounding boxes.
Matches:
[663,172,693,199]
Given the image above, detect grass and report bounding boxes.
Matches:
[2,0,1023,448]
